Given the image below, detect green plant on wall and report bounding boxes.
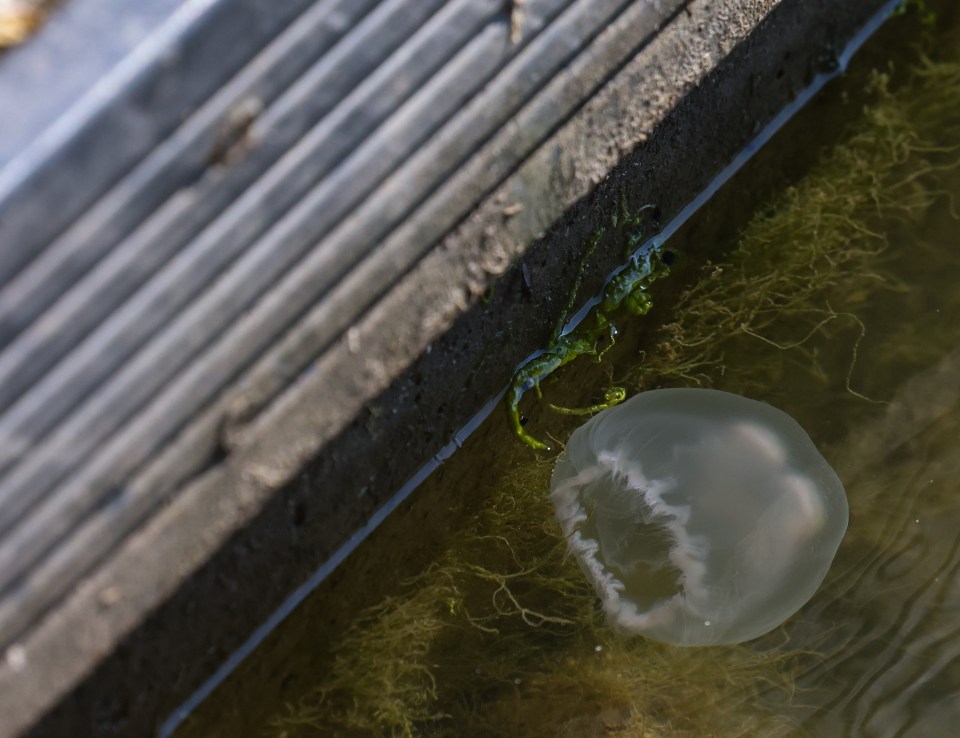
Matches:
[629,58,960,402]
[894,0,937,29]
[505,206,672,451]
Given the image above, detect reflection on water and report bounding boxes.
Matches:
[174,5,960,738]
[786,347,960,737]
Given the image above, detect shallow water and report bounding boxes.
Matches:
[173,4,960,737]
[785,348,960,737]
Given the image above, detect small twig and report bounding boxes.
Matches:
[509,0,526,44]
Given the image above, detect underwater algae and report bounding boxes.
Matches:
[270,29,960,738]
[505,213,671,452]
[630,55,960,405]
[276,448,802,738]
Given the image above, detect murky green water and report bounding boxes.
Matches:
[175,5,960,737]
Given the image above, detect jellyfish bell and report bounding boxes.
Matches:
[550,388,848,646]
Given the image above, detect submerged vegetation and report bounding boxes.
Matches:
[275,455,800,737]
[630,55,960,409]
[265,15,960,738]
[505,210,671,452]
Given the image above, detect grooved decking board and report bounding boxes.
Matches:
[0,0,686,652]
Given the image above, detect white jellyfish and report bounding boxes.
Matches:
[550,388,848,646]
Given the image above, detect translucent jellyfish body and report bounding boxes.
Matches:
[550,388,847,646]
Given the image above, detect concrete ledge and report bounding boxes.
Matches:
[0,0,893,735]
[0,0,680,649]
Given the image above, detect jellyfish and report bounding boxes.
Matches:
[550,388,847,646]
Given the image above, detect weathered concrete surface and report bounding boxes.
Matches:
[0,0,895,735]
[0,0,675,654]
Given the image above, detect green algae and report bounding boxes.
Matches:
[630,56,960,405]
[274,452,801,738]
[505,209,670,451]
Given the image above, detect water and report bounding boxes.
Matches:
[172,4,960,736]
